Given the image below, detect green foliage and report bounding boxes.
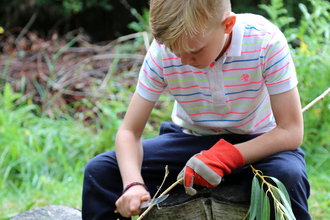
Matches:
[0,0,112,19]
[244,166,295,220]
[0,84,113,217]
[297,0,330,54]
[128,8,150,33]
[1,0,330,219]
[258,0,297,41]
[259,0,330,218]
[259,0,295,29]
[37,0,113,16]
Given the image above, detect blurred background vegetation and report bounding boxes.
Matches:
[0,0,329,219]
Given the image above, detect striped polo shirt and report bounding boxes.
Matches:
[136,13,298,135]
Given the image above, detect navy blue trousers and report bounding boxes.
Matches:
[82,122,311,220]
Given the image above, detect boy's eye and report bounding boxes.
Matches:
[191,48,203,55]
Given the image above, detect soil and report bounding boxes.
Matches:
[0,27,148,120]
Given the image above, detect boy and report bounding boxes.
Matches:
[82,0,311,219]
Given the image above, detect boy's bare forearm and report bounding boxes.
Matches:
[116,129,145,187]
[235,87,303,164]
[235,124,303,164]
[115,92,156,187]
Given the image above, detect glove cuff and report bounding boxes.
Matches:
[209,139,245,170]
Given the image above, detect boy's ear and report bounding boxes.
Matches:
[223,14,236,34]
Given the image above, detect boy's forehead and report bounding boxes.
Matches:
[172,31,208,54]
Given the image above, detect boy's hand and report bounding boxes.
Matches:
[177,139,245,195]
[115,185,151,217]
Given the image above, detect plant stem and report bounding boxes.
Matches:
[137,178,183,220]
[302,87,330,113]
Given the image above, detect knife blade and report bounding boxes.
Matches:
[140,194,169,209]
[114,194,169,213]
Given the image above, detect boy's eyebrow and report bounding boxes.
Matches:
[190,47,204,54]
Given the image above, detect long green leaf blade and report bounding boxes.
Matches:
[53,36,78,60]
[256,183,265,220]
[249,176,261,220]
[273,187,296,220]
[262,190,270,219]
[269,176,291,207]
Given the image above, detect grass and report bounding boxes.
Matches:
[0,0,330,219]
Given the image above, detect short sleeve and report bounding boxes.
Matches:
[136,40,168,101]
[261,27,298,95]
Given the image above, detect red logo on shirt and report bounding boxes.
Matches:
[241,74,249,82]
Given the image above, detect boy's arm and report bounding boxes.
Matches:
[115,91,156,217]
[235,86,304,164]
[178,87,303,195]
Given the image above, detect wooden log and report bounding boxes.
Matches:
[144,181,249,220]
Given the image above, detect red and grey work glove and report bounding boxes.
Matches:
[177,139,245,195]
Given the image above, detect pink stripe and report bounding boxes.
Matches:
[149,50,163,71]
[262,32,276,50]
[256,22,266,26]
[229,114,258,129]
[243,33,266,37]
[223,64,262,72]
[164,70,207,76]
[250,112,272,132]
[155,40,161,47]
[189,94,267,117]
[227,87,264,102]
[266,76,292,86]
[225,79,263,87]
[163,57,180,61]
[225,44,287,73]
[241,32,275,54]
[177,99,213,104]
[263,44,286,66]
[266,61,290,78]
[164,70,192,76]
[241,50,261,54]
[171,85,210,90]
[200,114,258,130]
[143,69,166,85]
[139,81,162,93]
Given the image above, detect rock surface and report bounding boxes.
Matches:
[11,205,82,220]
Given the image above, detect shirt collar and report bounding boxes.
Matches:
[226,14,245,57]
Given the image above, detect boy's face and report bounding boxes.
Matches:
[173,25,230,69]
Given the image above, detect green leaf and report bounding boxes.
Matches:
[269,177,291,207]
[256,183,265,220]
[249,176,261,220]
[53,36,78,61]
[273,187,296,220]
[262,190,270,219]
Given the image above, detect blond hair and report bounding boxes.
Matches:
[149,0,231,53]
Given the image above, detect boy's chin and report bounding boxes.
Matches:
[190,64,207,69]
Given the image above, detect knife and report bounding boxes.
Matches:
[140,194,169,209]
[114,194,169,213]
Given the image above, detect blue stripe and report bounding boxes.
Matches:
[145,59,164,80]
[224,57,260,64]
[224,129,234,133]
[225,83,264,96]
[192,92,268,123]
[173,92,211,97]
[243,23,261,31]
[164,64,184,69]
[263,52,289,74]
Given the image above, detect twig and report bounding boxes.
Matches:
[137,177,183,220]
[15,6,41,45]
[52,53,144,90]
[302,87,330,113]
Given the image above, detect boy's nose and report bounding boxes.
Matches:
[180,53,194,65]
